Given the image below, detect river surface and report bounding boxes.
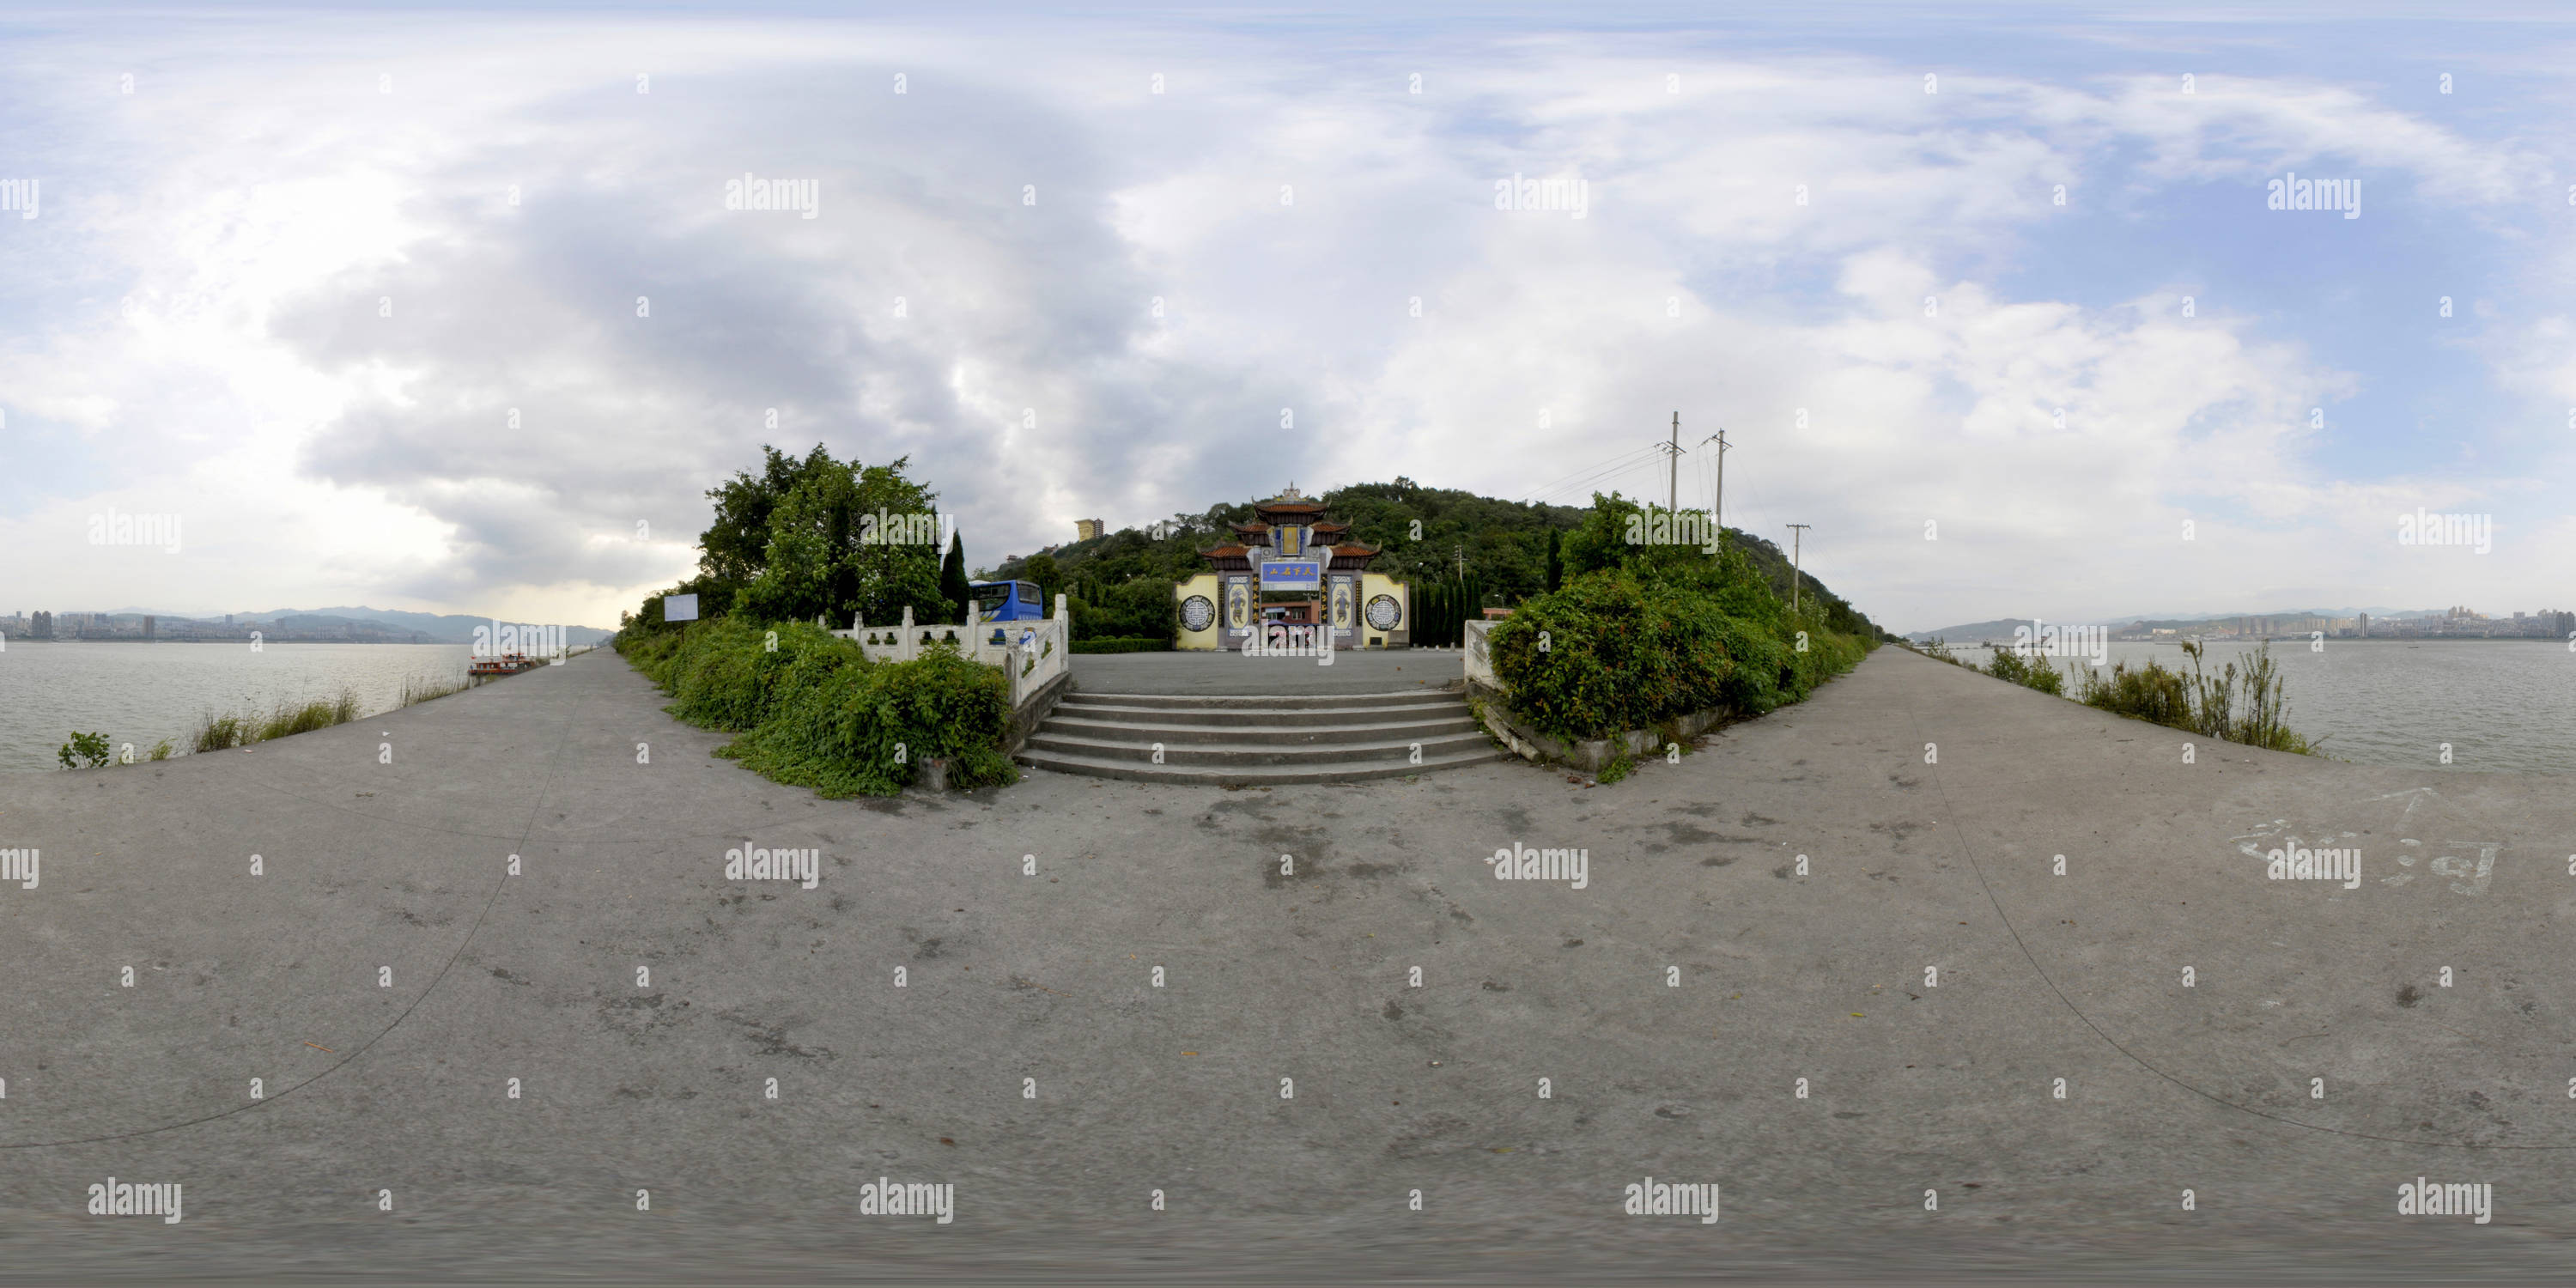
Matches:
[1951,638,2576,775]
[0,642,483,773]
[2,638,2568,775]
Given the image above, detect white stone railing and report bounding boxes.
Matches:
[1464,619,1500,689]
[999,615,1068,708]
[839,605,973,663]
[833,596,1069,710]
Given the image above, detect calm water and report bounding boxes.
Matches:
[0,642,477,774]
[1960,639,2576,775]
[2,638,2567,776]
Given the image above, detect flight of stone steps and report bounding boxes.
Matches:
[1017,689,1505,786]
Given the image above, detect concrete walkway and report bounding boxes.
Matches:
[3,646,2573,1281]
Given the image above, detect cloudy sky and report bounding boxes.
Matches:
[3,2,2571,633]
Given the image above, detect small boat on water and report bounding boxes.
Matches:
[468,652,547,677]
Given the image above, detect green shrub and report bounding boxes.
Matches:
[258,690,359,741]
[616,623,688,672]
[1486,566,1864,743]
[2223,642,2312,753]
[147,738,174,762]
[58,731,112,769]
[186,687,361,753]
[2072,655,2193,728]
[1983,647,2065,696]
[400,672,470,707]
[631,617,1018,797]
[2066,641,2313,753]
[655,618,855,732]
[193,714,253,752]
[1071,636,1172,653]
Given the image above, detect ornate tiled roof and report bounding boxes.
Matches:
[1199,487,1380,573]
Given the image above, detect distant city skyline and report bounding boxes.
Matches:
[1908,603,2575,642]
[0,606,615,645]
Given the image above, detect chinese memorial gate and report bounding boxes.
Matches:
[1173,485,1410,651]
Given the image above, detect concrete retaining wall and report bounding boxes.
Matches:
[1467,678,1728,775]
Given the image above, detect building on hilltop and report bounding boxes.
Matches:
[1075,518,1104,542]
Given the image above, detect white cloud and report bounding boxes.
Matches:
[0,15,2563,634]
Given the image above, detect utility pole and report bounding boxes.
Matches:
[1785,524,1811,613]
[1698,430,1728,544]
[1667,410,1680,516]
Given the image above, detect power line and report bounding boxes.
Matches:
[1515,443,1659,502]
[1522,443,1668,507]
[1522,443,1663,504]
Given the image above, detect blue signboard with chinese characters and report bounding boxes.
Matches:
[1258,559,1321,591]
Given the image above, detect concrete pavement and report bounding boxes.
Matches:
[3,646,2575,1282]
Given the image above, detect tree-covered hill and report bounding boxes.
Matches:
[991,479,1885,642]
[620,451,1885,646]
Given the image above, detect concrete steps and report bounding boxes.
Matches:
[1018,689,1504,785]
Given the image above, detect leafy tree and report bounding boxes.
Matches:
[736,452,947,629]
[1021,554,1062,614]
[700,444,835,586]
[1071,577,1176,641]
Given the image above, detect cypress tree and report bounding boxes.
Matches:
[939,529,970,623]
[1545,529,1563,594]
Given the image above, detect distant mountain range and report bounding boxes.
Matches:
[93,605,615,645]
